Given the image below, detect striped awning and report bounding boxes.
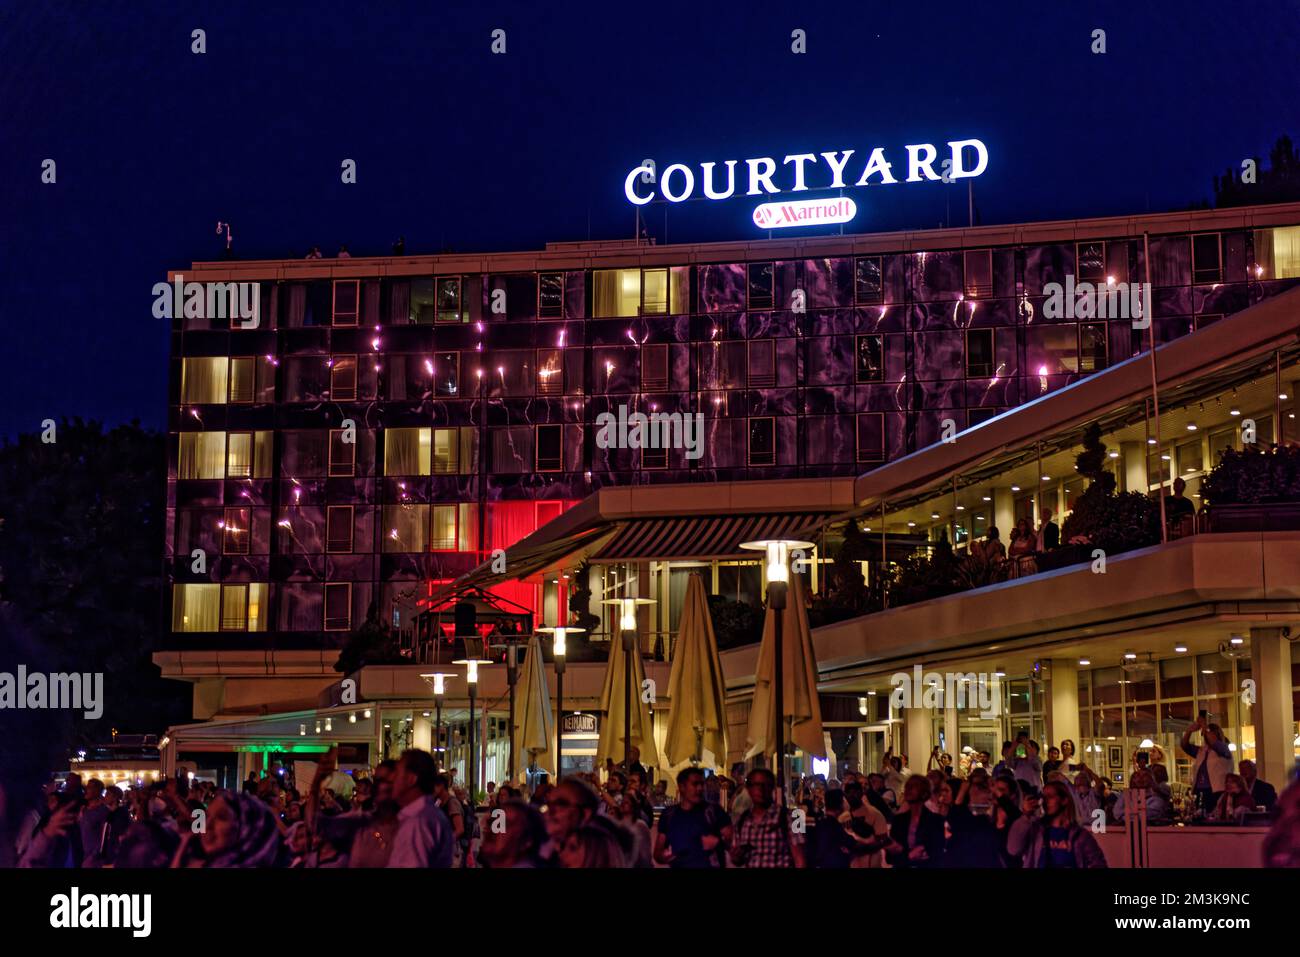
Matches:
[592,512,833,562]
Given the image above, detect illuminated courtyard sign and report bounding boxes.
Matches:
[624,138,988,229]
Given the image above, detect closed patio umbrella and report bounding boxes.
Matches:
[663,573,729,770]
[596,625,660,770]
[513,634,554,781]
[745,573,825,764]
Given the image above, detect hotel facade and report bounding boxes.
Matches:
[158,202,1300,863]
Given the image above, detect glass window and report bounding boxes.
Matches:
[1208,428,1235,467]
[670,266,690,315]
[433,427,472,474]
[221,584,250,630]
[1192,234,1221,284]
[1160,657,1194,699]
[330,356,357,401]
[383,504,429,552]
[432,351,459,397]
[431,505,458,550]
[593,269,640,317]
[1092,667,1123,707]
[1079,323,1108,373]
[1257,225,1300,279]
[747,263,774,309]
[179,432,227,479]
[643,269,668,314]
[855,256,883,303]
[410,278,436,324]
[172,583,220,632]
[435,277,463,323]
[857,413,884,462]
[181,357,229,405]
[1176,438,1203,477]
[749,417,776,466]
[537,425,563,472]
[1076,241,1105,283]
[324,582,352,631]
[856,335,884,383]
[385,428,431,476]
[537,348,563,395]
[326,506,353,553]
[964,249,993,298]
[966,329,994,377]
[641,344,668,391]
[329,429,356,477]
[222,507,250,554]
[333,280,359,326]
[748,340,775,387]
[1025,326,1079,374]
[1197,654,1233,697]
[229,358,255,404]
[226,433,254,478]
[538,273,564,318]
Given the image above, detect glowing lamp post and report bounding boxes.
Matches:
[740,537,814,806]
[602,596,656,775]
[453,638,493,814]
[419,672,456,771]
[538,625,582,781]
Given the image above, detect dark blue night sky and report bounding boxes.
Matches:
[2,0,1298,438]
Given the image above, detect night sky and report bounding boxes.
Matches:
[2,0,1298,439]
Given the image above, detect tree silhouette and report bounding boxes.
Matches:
[1214,135,1300,207]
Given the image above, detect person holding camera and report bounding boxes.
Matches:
[1182,714,1232,815]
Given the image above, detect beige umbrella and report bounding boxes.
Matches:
[745,573,825,762]
[596,626,660,769]
[513,634,554,782]
[664,573,729,770]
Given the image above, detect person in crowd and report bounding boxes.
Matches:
[1181,716,1233,814]
[1037,507,1060,551]
[1008,734,1044,789]
[1042,747,1062,777]
[1212,773,1257,823]
[1008,518,1036,562]
[731,768,804,868]
[886,776,945,868]
[173,792,283,868]
[337,245,351,258]
[1164,476,1196,529]
[975,526,1006,563]
[1239,760,1277,811]
[431,773,468,867]
[607,793,652,866]
[1004,784,1040,865]
[386,750,455,868]
[625,769,656,828]
[544,776,601,860]
[1069,763,1105,822]
[654,767,731,868]
[864,772,895,817]
[620,746,648,782]
[1020,781,1107,868]
[1262,770,1300,866]
[1113,768,1172,825]
[558,823,625,868]
[807,789,855,868]
[479,801,550,868]
[842,780,890,867]
[305,246,322,259]
[1058,739,1080,776]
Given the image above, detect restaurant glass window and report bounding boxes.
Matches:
[855,256,883,303]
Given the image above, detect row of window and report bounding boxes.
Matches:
[179,323,1123,407]
[201,227,1300,330]
[172,581,353,632]
[210,503,475,554]
[175,415,891,481]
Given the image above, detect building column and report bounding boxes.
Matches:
[1121,441,1145,495]
[904,706,932,773]
[412,714,432,752]
[1047,659,1080,752]
[1250,627,1295,788]
[993,487,1015,542]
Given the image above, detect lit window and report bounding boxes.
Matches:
[224,430,273,479]
[330,356,358,400]
[436,277,463,323]
[964,249,993,298]
[643,269,668,314]
[181,357,229,404]
[539,272,564,318]
[222,507,250,554]
[228,358,256,404]
[1257,225,1300,279]
[431,505,458,550]
[433,427,473,474]
[172,584,219,632]
[593,269,641,317]
[179,432,227,480]
[384,428,431,476]
[537,349,563,395]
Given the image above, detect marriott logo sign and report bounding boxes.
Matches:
[753,197,857,229]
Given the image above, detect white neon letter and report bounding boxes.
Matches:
[660,163,695,203]
[905,143,941,182]
[624,165,655,205]
[746,157,779,195]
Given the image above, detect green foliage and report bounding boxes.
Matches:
[1200,444,1300,505]
[0,418,190,744]
[1215,134,1300,208]
[1062,425,1159,553]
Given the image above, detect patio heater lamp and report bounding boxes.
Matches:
[491,633,529,783]
[740,537,814,807]
[538,625,583,781]
[419,672,455,771]
[452,639,493,814]
[603,597,656,776]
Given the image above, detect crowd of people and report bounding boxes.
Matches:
[9,725,1300,869]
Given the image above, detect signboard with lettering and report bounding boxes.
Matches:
[561,713,598,735]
